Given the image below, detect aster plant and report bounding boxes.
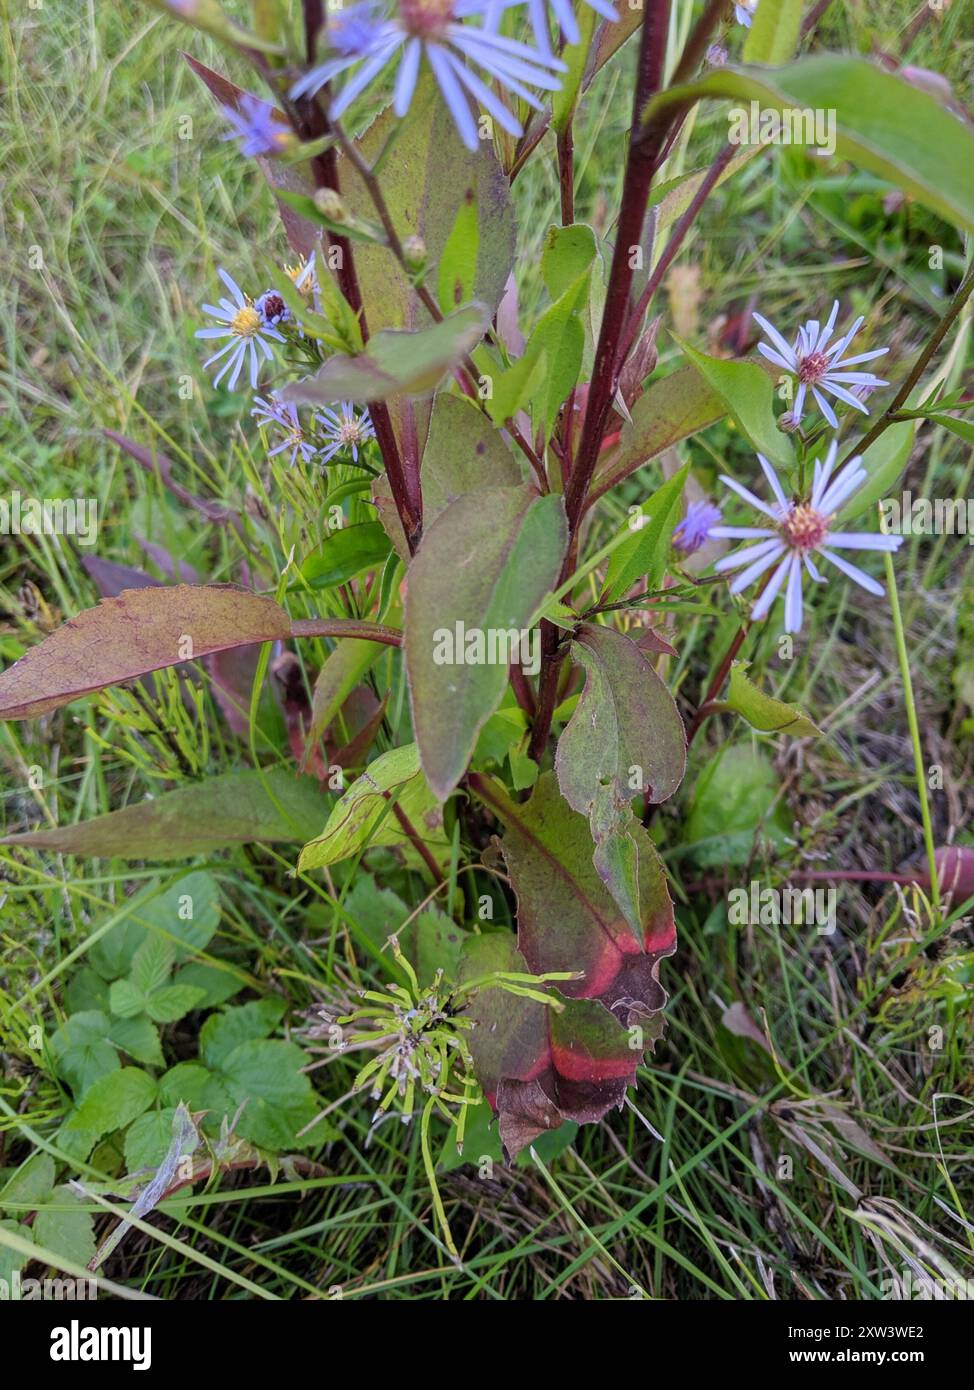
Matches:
[4,0,974,1263]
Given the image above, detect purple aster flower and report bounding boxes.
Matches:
[316,402,376,464]
[221,93,291,157]
[252,394,319,468]
[735,1,757,25]
[195,268,285,391]
[753,301,890,430]
[711,443,903,633]
[673,499,722,556]
[488,0,618,61]
[291,0,566,154]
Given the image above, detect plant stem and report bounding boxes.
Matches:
[557,124,574,225]
[839,262,974,467]
[882,536,941,913]
[530,4,673,761]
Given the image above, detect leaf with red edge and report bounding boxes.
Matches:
[459,932,640,1159]
[474,772,675,1015]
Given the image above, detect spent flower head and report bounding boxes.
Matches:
[291,0,566,152]
[753,300,889,429]
[711,443,903,633]
[195,268,284,391]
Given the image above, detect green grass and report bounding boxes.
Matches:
[1,0,973,1300]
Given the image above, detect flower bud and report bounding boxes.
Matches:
[314,188,349,224]
[402,234,427,270]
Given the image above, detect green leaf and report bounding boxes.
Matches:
[685,746,790,867]
[281,304,490,405]
[303,638,388,764]
[554,624,685,934]
[343,875,464,986]
[200,999,287,1071]
[405,485,568,800]
[107,1016,164,1068]
[298,743,448,871]
[146,0,281,53]
[131,936,175,996]
[541,224,598,302]
[603,463,690,603]
[92,871,220,981]
[420,393,521,528]
[0,1221,32,1282]
[108,978,146,1020]
[590,363,726,505]
[4,768,327,859]
[60,1068,157,1159]
[437,197,480,314]
[526,256,594,440]
[145,984,206,1024]
[172,961,245,1007]
[65,968,110,1014]
[482,344,550,427]
[838,421,917,524]
[48,1012,120,1097]
[677,340,792,467]
[35,1186,96,1268]
[124,1109,180,1172]
[0,1152,55,1210]
[557,623,686,810]
[721,661,821,737]
[743,0,803,64]
[159,1062,213,1110]
[210,1040,319,1150]
[651,57,974,235]
[342,72,514,336]
[295,523,391,592]
[552,4,597,133]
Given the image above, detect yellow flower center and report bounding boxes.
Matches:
[231,305,261,338]
[286,262,315,298]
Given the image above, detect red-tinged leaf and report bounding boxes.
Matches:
[0,769,325,859]
[81,556,162,599]
[103,430,243,532]
[181,56,317,259]
[0,585,290,721]
[587,364,725,508]
[470,772,676,1020]
[0,585,401,722]
[917,846,974,902]
[459,932,639,1158]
